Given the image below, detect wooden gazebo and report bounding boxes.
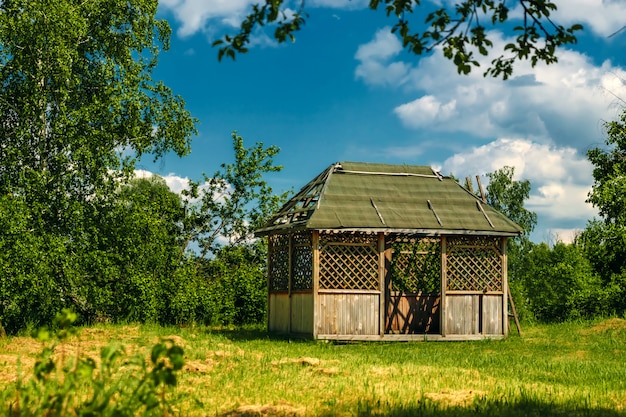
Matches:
[255,162,523,341]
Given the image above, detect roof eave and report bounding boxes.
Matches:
[255,225,522,237]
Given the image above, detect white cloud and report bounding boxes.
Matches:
[394,96,457,127]
[354,27,410,87]
[309,0,369,9]
[352,7,626,244]
[544,0,626,38]
[159,0,369,38]
[162,173,193,196]
[541,228,583,245]
[439,138,598,242]
[160,0,626,52]
[354,27,402,62]
[354,29,626,149]
[134,170,195,198]
[159,0,258,37]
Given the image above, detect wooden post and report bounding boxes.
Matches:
[502,237,522,336]
[465,176,474,193]
[288,234,293,334]
[266,236,272,333]
[476,175,487,203]
[312,230,320,339]
[440,236,447,337]
[378,233,385,337]
[384,241,393,336]
[508,286,522,336]
[501,237,509,337]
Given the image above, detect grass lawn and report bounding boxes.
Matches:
[0,318,625,416]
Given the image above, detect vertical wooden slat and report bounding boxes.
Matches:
[473,295,480,334]
[312,230,320,339]
[440,235,447,337]
[288,234,293,334]
[266,236,272,332]
[290,294,314,334]
[378,232,385,336]
[384,243,393,334]
[502,237,509,337]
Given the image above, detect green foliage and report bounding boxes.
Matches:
[587,110,626,225]
[390,240,440,294]
[506,239,535,323]
[59,176,187,324]
[579,107,626,318]
[585,110,626,277]
[0,2,283,333]
[577,220,626,281]
[1,131,283,332]
[0,0,195,333]
[1,310,185,416]
[183,131,289,259]
[198,244,268,326]
[0,195,64,334]
[215,0,582,79]
[0,0,196,236]
[485,166,537,237]
[515,241,607,322]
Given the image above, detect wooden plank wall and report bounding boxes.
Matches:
[482,294,503,335]
[445,294,503,335]
[316,293,379,336]
[290,293,314,334]
[268,293,290,333]
[445,295,479,335]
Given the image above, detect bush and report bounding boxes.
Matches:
[515,241,605,322]
[0,196,66,334]
[1,310,185,416]
[199,244,267,326]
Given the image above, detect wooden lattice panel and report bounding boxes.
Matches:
[293,232,311,246]
[446,236,502,292]
[268,234,289,291]
[292,241,313,290]
[391,238,440,293]
[319,233,379,290]
[448,235,501,250]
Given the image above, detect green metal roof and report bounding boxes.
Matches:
[256,162,524,236]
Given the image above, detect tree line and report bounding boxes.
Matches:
[1,0,621,334]
[0,130,285,334]
[485,124,626,322]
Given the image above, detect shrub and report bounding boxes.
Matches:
[1,310,185,416]
[516,241,605,322]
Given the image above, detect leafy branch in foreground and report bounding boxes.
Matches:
[213,0,582,79]
[2,310,185,416]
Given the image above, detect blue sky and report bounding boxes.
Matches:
[140,0,626,243]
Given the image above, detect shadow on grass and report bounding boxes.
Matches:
[221,398,625,417]
[315,397,626,417]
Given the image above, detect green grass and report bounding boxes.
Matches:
[1,319,625,416]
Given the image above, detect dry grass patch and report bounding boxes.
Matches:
[424,389,487,407]
[272,357,321,367]
[222,403,305,416]
[271,356,342,376]
[184,358,216,374]
[0,325,159,387]
[582,318,626,334]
